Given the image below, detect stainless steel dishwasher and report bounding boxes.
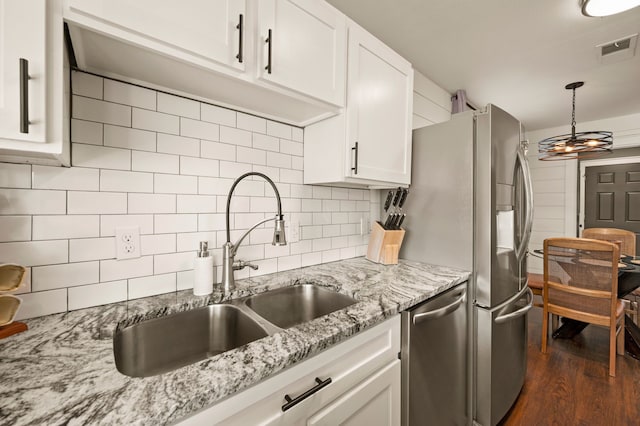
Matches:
[401,281,468,426]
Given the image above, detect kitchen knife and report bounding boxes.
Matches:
[398,189,408,209]
[383,214,394,229]
[397,214,406,228]
[383,191,393,212]
[392,187,402,207]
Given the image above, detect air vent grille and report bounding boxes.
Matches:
[596,33,637,64]
[601,38,631,56]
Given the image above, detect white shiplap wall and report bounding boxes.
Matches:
[0,71,374,320]
[526,111,640,273]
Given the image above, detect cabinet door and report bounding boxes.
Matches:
[347,23,413,185]
[307,360,401,426]
[67,0,246,70]
[257,0,346,107]
[0,0,47,143]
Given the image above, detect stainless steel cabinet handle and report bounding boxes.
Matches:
[413,288,466,324]
[235,14,244,63]
[494,287,533,324]
[19,58,29,134]
[282,377,332,411]
[514,146,534,261]
[265,29,272,73]
[351,142,359,175]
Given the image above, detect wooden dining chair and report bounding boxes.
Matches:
[542,237,625,377]
[582,227,636,256]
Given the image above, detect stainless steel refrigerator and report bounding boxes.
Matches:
[399,104,534,426]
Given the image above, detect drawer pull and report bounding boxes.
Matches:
[19,58,29,134]
[281,376,332,411]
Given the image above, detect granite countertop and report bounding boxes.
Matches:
[0,257,469,426]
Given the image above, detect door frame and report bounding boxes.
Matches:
[578,155,640,232]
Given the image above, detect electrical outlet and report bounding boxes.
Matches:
[360,215,371,236]
[288,214,300,243]
[115,227,141,260]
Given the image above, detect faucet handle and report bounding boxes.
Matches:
[233,259,259,271]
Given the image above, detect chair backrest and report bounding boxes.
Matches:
[582,227,636,256]
[543,237,619,326]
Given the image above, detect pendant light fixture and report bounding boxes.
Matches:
[581,0,640,17]
[538,82,612,161]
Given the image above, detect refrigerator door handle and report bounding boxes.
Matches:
[494,287,533,324]
[412,288,466,324]
[514,145,534,262]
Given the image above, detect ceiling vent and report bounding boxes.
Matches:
[596,33,638,64]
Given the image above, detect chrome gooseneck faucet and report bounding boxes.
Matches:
[221,172,286,294]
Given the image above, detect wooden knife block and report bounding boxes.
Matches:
[366,221,405,265]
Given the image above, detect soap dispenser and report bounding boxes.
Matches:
[193,241,214,296]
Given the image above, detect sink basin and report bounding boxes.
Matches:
[245,284,357,329]
[114,304,268,377]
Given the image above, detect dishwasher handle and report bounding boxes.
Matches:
[494,287,533,324]
[412,288,466,325]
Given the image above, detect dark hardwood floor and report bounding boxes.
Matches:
[500,308,640,425]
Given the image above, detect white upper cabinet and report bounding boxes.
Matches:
[67,0,246,72]
[0,0,69,165]
[304,19,413,188]
[256,0,346,107]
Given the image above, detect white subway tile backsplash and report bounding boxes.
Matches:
[154,174,198,194]
[0,189,66,214]
[68,191,127,214]
[0,72,371,319]
[154,214,197,234]
[71,119,103,145]
[158,93,199,119]
[33,215,99,240]
[15,289,67,321]
[253,133,279,152]
[72,144,131,170]
[180,157,219,177]
[292,127,304,142]
[33,165,99,191]
[0,163,31,188]
[0,240,68,266]
[280,140,303,156]
[220,126,251,147]
[237,113,266,134]
[219,161,252,178]
[69,237,116,262]
[32,261,99,291]
[132,150,179,174]
[100,215,154,236]
[181,117,219,141]
[68,280,127,310]
[154,252,194,274]
[141,234,176,255]
[128,193,176,214]
[104,79,156,110]
[0,216,31,242]
[73,95,131,126]
[237,147,266,166]
[157,133,200,157]
[72,72,103,99]
[201,104,236,127]
[266,121,293,140]
[104,125,156,152]
[201,141,236,161]
[177,195,217,214]
[129,273,176,299]
[101,256,153,282]
[266,152,291,169]
[100,170,153,193]
[132,108,179,134]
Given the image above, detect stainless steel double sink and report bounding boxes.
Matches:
[113,284,357,378]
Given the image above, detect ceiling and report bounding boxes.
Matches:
[326,0,640,131]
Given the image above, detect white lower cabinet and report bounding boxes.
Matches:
[177,316,400,426]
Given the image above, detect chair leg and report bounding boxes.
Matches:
[617,314,625,356]
[609,323,617,377]
[551,314,559,332]
[542,309,548,353]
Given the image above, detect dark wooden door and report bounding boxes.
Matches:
[584,162,640,252]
